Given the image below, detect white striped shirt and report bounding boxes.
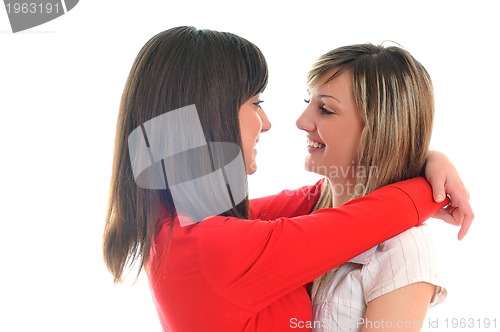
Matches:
[311,224,446,331]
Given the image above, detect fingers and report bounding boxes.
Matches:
[424,151,449,203]
[457,202,474,241]
[444,205,462,225]
[424,150,474,240]
[432,208,457,225]
[433,189,446,203]
[447,193,474,240]
[450,205,464,226]
[431,200,474,241]
[427,171,447,203]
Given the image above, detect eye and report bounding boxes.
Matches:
[253,100,264,108]
[320,105,336,116]
[304,98,310,104]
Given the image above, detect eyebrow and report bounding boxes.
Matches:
[317,94,342,104]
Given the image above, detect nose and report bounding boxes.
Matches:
[296,104,315,132]
[258,108,272,133]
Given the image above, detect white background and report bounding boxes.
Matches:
[1,1,498,331]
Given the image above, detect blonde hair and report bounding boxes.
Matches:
[309,43,434,210]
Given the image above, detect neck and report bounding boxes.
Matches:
[327,177,355,207]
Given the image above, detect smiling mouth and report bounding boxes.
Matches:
[307,139,325,149]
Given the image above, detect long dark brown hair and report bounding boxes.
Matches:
[103,26,268,283]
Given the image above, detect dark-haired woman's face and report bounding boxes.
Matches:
[239,94,271,174]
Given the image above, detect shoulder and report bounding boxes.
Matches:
[368,224,436,273]
[362,225,445,303]
[376,224,435,257]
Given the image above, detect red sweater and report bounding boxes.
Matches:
[146,177,447,331]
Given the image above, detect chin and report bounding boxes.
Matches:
[304,161,326,176]
[243,159,255,174]
[304,158,316,173]
[245,155,258,174]
[246,164,257,175]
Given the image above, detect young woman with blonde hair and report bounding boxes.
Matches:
[297,43,457,331]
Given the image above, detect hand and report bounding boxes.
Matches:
[425,151,474,240]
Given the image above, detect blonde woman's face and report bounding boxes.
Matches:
[238,94,271,174]
[296,70,363,182]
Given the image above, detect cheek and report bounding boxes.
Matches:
[345,132,361,157]
[239,113,260,140]
[327,128,361,164]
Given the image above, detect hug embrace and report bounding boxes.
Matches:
[103,26,473,331]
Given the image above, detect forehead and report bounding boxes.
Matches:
[308,68,352,94]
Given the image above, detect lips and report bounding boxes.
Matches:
[307,139,325,149]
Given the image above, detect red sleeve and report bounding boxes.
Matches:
[195,177,448,313]
[249,179,323,220]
